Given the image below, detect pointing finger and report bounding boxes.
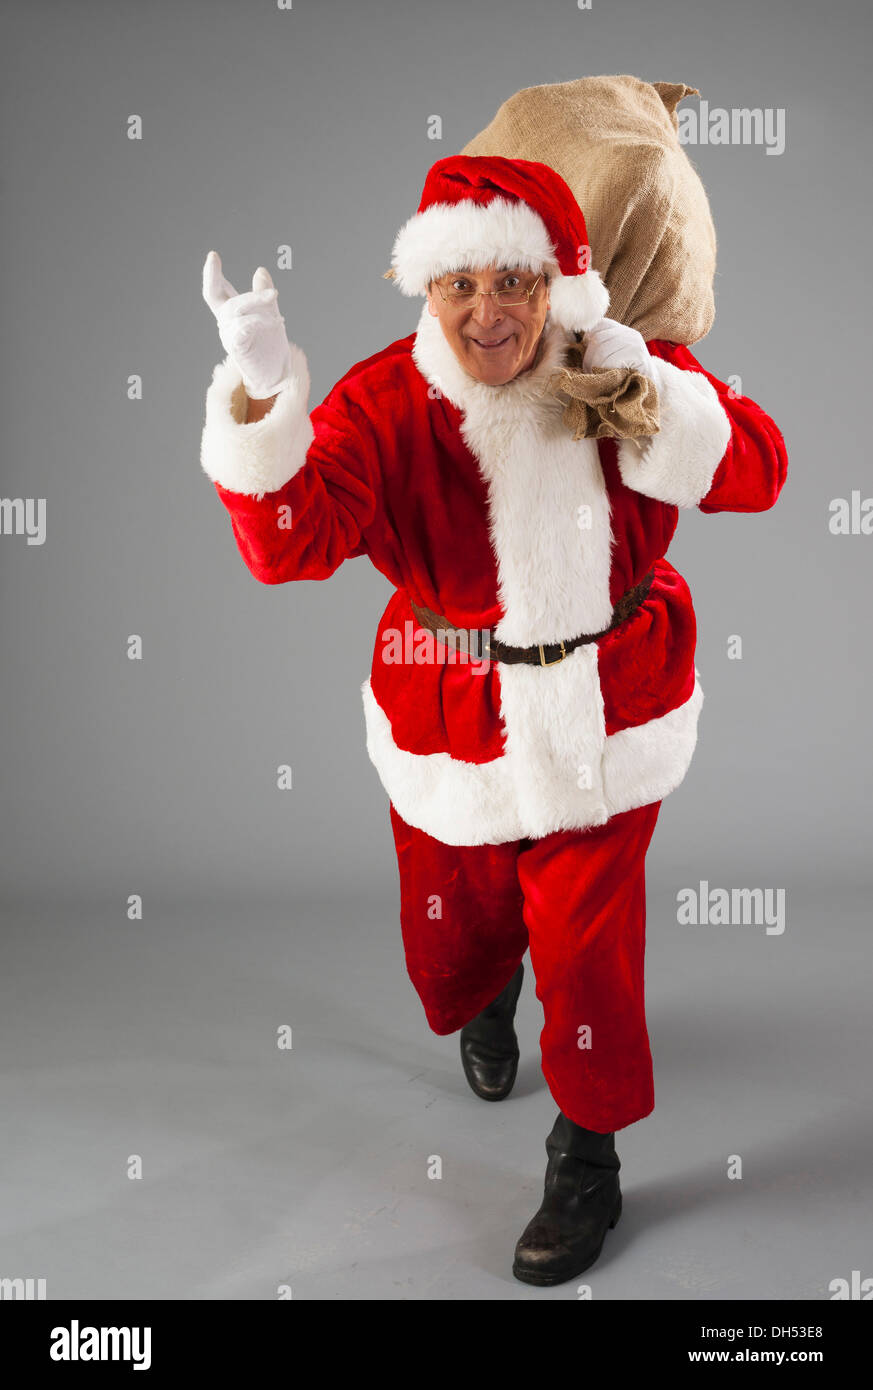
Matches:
[202,250,238,314]
[252,265,275,293]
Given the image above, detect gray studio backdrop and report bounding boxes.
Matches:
[2,0,870,909]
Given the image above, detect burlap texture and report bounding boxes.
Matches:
[548,353,661,441]
[459,74,716,347]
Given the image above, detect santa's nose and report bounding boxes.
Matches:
[471,292,505,326]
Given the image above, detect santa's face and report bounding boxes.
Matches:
[425,265,551,385]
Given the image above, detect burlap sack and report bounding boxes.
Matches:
[460,74,716,346]
[549,358,660,440]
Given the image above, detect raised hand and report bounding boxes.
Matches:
[202,250,295,399]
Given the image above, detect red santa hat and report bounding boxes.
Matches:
[388,154,610,333]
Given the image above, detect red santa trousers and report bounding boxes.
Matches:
[389,798,662,1133]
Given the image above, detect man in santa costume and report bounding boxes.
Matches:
[200,155,787,1286]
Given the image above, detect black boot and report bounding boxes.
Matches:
[512,1110,622,1285]
[459,962,524,1101]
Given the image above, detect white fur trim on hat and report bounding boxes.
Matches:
[548,268,610,333]
[390,194,608,331]
[390,196,558,294]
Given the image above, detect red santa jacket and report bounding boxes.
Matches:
[200,304,787,846]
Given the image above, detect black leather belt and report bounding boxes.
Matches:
[410,568,655,667]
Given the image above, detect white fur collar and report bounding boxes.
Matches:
[411,300,615,647]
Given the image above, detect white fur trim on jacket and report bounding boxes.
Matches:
[200,346,314,500]
[616,356,732,509]
[362,671,704,846]
[412,306,615,644]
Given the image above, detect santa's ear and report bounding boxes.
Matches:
[652,81,700,130]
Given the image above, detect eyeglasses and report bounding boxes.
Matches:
[432,272,545,308]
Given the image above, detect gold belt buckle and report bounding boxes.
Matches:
[538,640,567,667]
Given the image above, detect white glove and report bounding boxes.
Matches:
[202,250,295,399]
[581,318,655,380]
